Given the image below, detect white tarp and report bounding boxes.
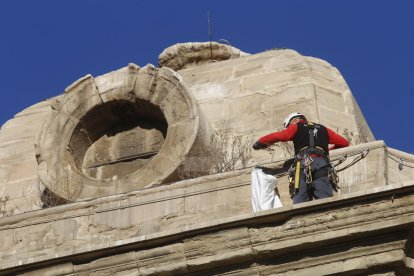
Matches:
[251,168,283,212]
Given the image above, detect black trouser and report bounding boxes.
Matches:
[293,157,333,204]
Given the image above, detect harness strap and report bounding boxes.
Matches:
[308,123,315,147]
[294,160,301,190]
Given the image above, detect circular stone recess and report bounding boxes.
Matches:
[36,64,209,201]
[71,99,167,180]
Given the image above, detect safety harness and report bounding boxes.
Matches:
[288,123,339,198]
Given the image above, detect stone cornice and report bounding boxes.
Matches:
[2,181,414,275]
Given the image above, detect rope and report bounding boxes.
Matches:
[386,153,414,170]
[335,148,370,172]
[251,145,414,178]
[386,150,414,163]
[253,147,371,176]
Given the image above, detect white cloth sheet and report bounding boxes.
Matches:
[251,168,283,212]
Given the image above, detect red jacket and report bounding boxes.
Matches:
[258,120,349,151]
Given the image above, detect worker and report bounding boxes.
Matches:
[252,112,349,204]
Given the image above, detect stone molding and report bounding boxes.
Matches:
[3,181,414,275]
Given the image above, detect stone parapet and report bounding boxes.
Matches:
[2,179,414,274]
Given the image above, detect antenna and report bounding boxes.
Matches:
[207,11,213,60]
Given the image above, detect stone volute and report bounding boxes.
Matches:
[35,63,213,200]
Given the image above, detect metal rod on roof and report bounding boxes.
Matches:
[207,11,213,60]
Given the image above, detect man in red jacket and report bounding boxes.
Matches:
[253,112,349,204]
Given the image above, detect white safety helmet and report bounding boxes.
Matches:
[283,112,305,128]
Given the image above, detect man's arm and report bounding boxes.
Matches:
[253,124,297,149]
[327,128,350,150]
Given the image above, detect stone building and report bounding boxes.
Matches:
[1,42,414,275]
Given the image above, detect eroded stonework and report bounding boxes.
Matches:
[158,41,249,70]
[35,64,215,200]
[1,42,414,275]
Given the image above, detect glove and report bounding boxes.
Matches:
[253,141,266,150]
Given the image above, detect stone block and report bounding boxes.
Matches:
[13,100,55,118]
[1,176,39,199]
[195,101,232,129]
[245,49,298,63]
[311,71,349,92]
[233,60,265,79]
[20,262,75,276]
[35,110,78,157]
[96,64,140,103]
[306,56,341,77]
[148,76,172,107]
[133,64,156,101]
[318,107,357,131]
[179,54,246,75]
[1,108,50,131]
[266,101,317,127]
[182,66,234,84]
[88,214,141,247]
[262,84,315,110]
[0,229,15,265]
[342,250,404,272]
[0,118,42,145]
[136,243,188,275]
[338,156,385,194]
[128,196,185,235]
[3,195,41,215]
[74,252,138,275]
[90,204,131,229]
[61,74,103,119]
[242,71,309,93]
[159,86,191,122]
[5,159,38,184]
[184,227,253,271]
[315,86,346,113]
[0,140,36,171]
[188,82,235,103]
[226,94,269,133]
[315,71,345,85]
[184,179,251,224]
[13,222,58,264]
[0,166,9,185]
[264,55,307,72]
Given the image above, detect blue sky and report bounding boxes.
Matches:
[1,1,413,153]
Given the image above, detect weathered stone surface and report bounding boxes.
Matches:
[158,42,249,71]
[20,263,74,276]
[95,63,140,102]
[178,48,375,165]
[34,64,216,200]
[184,228,253,271]
[136,243,188,275]
[74,252,138,275]
[1,177,414,274]
[0,44,379,209]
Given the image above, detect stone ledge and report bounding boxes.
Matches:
[2,179,414,274]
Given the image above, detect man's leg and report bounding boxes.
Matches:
[293,174,309,204]
[311,157,333,200]
[312,176,333,199]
